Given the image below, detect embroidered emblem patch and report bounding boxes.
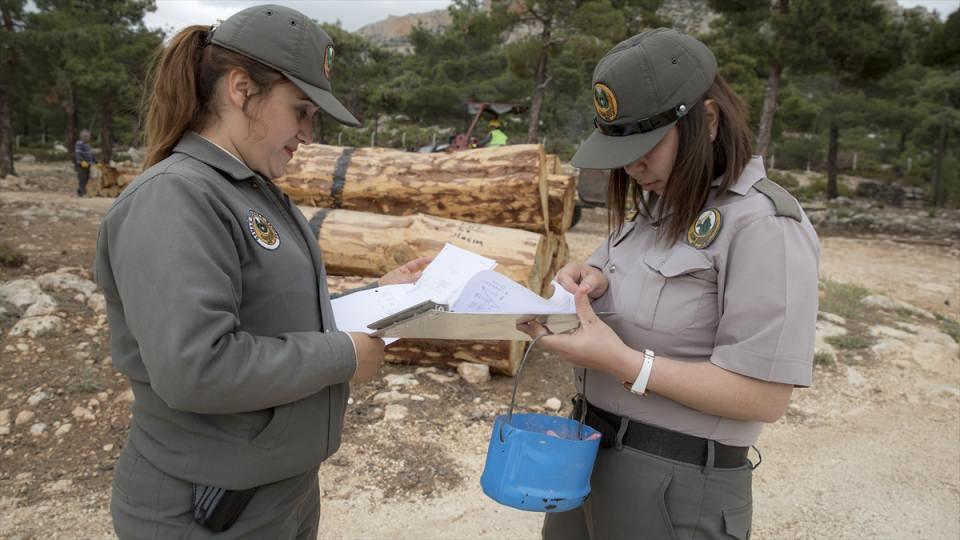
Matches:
[687,208,722,249]
[593,83,618,122]
[324,44,334,79]
[247,210,280,250]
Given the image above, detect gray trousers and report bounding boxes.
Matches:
[542,433,754,540]
[111,441,321,539]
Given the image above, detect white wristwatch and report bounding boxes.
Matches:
[623,349,655,396]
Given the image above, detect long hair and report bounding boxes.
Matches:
[607,74,753,245]
[141,26,286,169]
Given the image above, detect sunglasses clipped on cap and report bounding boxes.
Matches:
[594,103,690,137]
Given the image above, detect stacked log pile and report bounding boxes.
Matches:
[88,164,139,197]
[280,145,577,375]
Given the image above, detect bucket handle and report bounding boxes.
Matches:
[500,334,588,443]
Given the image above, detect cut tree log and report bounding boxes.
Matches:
[325,274,524,375]
[546,174,576,235]
[300,207,553,295]
[88,164,137,197]
[278,144,550,234]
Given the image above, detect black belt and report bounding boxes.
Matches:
[585,404,749,469]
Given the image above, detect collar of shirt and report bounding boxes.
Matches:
[172,132,259,182]
[710,155,766,195]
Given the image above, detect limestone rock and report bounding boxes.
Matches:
[545,397,562,411]
[71,407,95,421]
[37,270,97,297]
[845,367,866,387]
[55,424,72,436]
[26,391,48,406]
[425,372,459,384]
[383,404,408,421]
[817,320,847,338]
[10,316,64,338]
[383,373,419,387]
[819,312,847,325]
[373,390,409,404]
[15,410,35,425]
[861,295,935,319]
[457,362,491,384]
[30,423,47,436]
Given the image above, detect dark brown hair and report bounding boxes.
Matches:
[142,26,286,168]
[607,74,753,245]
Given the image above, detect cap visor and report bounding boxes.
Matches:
[571,122,675,170]
[285,73,361,127]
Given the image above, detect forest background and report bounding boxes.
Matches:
[0,0,958,206]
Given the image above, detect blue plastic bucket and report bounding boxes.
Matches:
[481,412,600,512]
[479,336,601,513]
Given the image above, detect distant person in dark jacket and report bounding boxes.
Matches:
[74,129,95,197]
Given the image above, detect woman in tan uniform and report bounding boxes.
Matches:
[521,29,819,540]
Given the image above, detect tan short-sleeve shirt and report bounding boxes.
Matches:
[581,156,820,446]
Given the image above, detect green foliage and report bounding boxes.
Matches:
[1,0,956,192]
[825,335,873,350]
[813,352,835,367]
[819,280,871,320]
[0,242,27,268]
[936,314,960,345]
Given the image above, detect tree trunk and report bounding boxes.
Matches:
[931,114,947,207]
[755,63,782,162]
[826,122,839,199]
[64,83,77,163]
[301,207,553,296]
[0,82,13,178]
[277,143,550,234]
[1,7,16,178]
[526,22,551,144]
[100,97,113,163]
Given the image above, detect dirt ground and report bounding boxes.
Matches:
[1,163,958,539]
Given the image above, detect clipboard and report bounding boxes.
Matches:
[367,300,606,341]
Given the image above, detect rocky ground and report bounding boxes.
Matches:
[1,163,958,539]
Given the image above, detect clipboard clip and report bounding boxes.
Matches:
[367,300,449,331]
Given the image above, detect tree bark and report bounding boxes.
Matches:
[826,122,839,199]
[100,97,113,163]
[526,21,551,144]
[301,207,553,296]
[931,113,947,207]
[0,81,13,178]
[277,143,550,234]
[1,6,17,178]
[755,63,782,162]
[64,83,77,164]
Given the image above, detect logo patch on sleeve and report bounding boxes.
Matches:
[247,210,280,250]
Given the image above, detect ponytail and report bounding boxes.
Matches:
[141,26,285,169]
[142,26,208,169]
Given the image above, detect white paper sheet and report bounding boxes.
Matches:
[451,270,575,314]
[331,243,499,342]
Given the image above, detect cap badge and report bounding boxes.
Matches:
[687,208,722,249]
[324,44,335,79]
[248,210,280,250]
[593,83,618,122]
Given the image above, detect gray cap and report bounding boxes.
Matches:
[212,4,360,126]
[571,28,717,170]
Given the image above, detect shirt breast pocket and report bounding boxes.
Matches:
[634,245,716,334]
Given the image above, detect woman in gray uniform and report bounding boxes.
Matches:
[95,5,427,538]
[521,29,819,540]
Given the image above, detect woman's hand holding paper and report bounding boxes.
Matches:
[380,256,433,286]
[555,262,609,299]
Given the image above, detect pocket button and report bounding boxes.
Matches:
[609,264,617,274]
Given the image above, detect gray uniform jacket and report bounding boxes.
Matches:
[583,156,820,447]
[95,132,357,490]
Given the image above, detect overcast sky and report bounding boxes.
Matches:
[143,0,957,34]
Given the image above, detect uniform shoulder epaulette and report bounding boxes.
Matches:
[753,177,802,222]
